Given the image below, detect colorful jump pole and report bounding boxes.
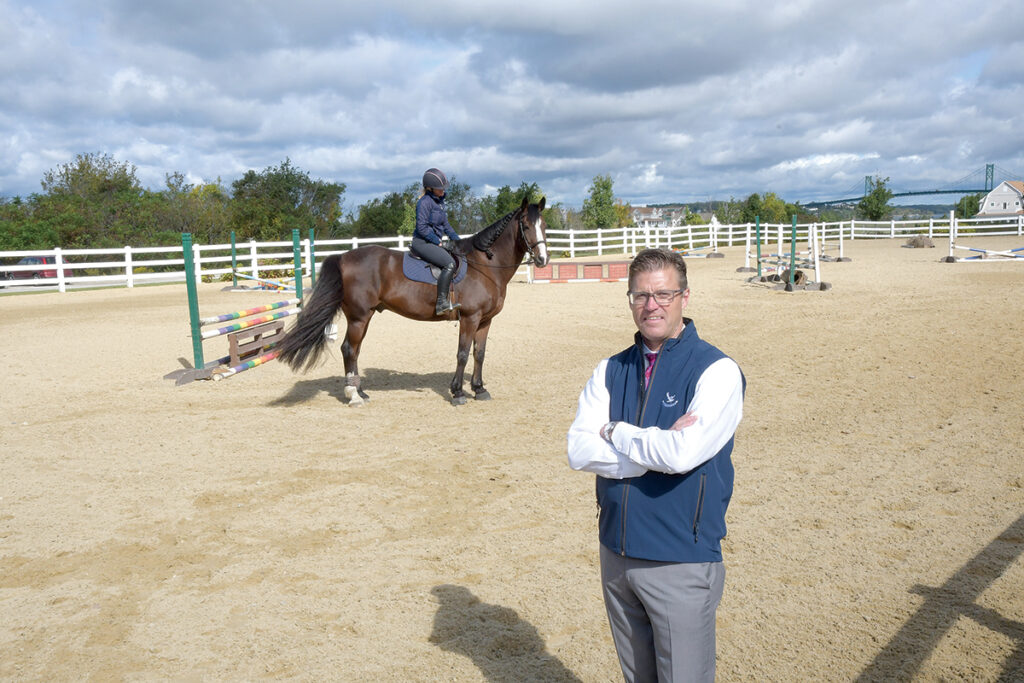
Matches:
[200,307,300,340]
[212,349,281,381]
[199,298,300,326]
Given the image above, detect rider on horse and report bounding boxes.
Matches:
[411,168,462,315]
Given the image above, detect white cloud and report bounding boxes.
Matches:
[1,0,1022,208]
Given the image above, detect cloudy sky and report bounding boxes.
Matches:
[2,0,1022,211]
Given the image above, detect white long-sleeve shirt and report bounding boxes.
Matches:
[567,356,744,479]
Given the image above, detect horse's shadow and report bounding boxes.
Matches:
[429,584,582,682]
[269,368,453,406]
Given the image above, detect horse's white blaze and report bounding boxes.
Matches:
[533,217,549,264]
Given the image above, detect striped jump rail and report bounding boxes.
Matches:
[200,305,301,340]
[166,232,305,386]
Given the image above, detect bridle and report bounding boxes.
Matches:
[465,207,547,269]
[516,210,547,266]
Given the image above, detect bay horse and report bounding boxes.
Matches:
[276,196,549,405]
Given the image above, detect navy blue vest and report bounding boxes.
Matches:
[597,320,741,563]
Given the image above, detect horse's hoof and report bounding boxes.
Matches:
[474,390,491,401]
[451,395,467,406]
[344,385,365,406]
[358,389,370,401]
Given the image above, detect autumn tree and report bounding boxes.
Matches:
[613,199,633,228]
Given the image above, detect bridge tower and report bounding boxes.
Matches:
[985,163,994,191]
[864,175,871,197]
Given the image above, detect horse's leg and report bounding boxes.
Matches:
[340,314,373,406]
[470,318,492,400]
[449,316,478,406]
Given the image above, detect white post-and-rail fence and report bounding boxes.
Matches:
[2,214,1022,294]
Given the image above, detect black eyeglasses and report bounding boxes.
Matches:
[627,289,686,307]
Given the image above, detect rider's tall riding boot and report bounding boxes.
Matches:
[435,263,461,315]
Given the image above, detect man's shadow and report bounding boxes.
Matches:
[857,512,1024,681]
[269,368,454,405]
[429,585,582,682]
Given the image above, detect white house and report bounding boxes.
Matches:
[631,206,687,229]
[977,181,1024,216]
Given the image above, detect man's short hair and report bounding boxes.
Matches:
[628,248,688,291]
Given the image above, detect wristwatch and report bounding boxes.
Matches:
[601,421,620,443]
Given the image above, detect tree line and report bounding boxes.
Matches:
[0,153,977,252]
[0,153,579,251]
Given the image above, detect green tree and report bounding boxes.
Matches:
[442,178,476,233]
[157,173,231,244]
[352,189,415,237]
[229,159,345,240]
[31,152,155,248]
[476,182,544,228]
[684,210,705,225]
[582,174,616,229]
[954,192,984,219]
[0,196,57,250]
[856,176,894,221]
[737,192,807,224]
[713,198,744,225]
[542,202,565,232]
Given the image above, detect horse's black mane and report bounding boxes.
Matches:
[471,209,517,256]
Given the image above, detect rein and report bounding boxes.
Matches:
[462,210,546,269]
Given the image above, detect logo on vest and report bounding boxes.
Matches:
[662,392,678,407]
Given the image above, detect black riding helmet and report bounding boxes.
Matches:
[423,168,449,192]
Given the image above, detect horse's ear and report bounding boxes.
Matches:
[538,196,546,212]
[520,196,529,211]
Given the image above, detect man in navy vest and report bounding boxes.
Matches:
[568,248,745,682]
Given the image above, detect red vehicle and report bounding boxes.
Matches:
[1,256,70,280]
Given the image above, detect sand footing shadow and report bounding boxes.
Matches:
[856,513,1024,681]
[429,584,583,682]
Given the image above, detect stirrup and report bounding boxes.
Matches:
[435,300,461,315]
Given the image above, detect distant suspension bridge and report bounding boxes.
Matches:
[810,163,1021,206]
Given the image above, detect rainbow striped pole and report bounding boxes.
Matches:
[212,349,281,381]
[200,307,300,340]
[199,298,300,326]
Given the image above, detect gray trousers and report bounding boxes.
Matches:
[410,237,454,269]
[600,544,725,683]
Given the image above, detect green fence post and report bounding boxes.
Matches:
[230,230,238,288]
[755,216,762,278]
[788,215,797,288]
[292,229,303,301]
[182,233,205,369]
[308,227,317,287]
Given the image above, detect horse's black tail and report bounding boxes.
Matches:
[277,254,345,373]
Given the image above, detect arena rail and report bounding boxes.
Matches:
[942,211,1024,262]
[3,214,1022,294]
